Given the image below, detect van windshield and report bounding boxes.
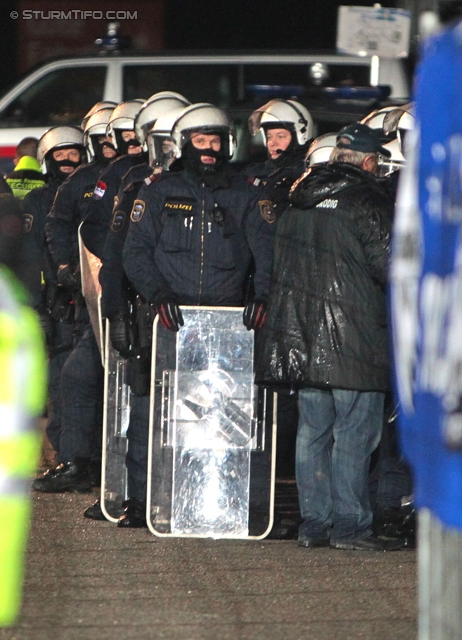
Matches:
[0,66,107,127]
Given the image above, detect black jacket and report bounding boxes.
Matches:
[255,162,394,392]
[81,152,148,259]
[123,167,275,306]
[22,177,62,305]
[45,161,105,269]
[241,147,307,216]
[99,162,154,319]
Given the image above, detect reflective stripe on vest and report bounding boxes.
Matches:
[0,407,36,437]
[0,471,30,498]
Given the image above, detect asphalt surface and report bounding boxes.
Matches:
[0,432,417,640]
[1,495,417,640]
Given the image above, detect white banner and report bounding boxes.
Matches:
[337,6,411,58]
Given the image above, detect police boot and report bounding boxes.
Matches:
[83,498,106,520]
[32,459,92,493]
[117,497,147,528]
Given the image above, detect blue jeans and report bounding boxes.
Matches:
[296,387,384,543]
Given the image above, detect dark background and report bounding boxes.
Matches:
[0,0,402,95]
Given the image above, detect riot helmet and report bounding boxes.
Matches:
[81,101,118,130]
[37,126,85,178]
[360,106,400,131]
[172,103,237,174]
[248,99,314,151]
[83,107,116,162]
[106,100,145,155]
[306,132,338,166]
[134,93,190,152]
[147,106,185,169]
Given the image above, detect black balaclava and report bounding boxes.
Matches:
[181,131,228,180]
[91,136,118,165]
[114,130,143,156]
[46,146,84,180]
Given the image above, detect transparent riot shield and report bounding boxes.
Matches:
[78,225,104,359]
[100,320,131,521]
[147,307,277,539]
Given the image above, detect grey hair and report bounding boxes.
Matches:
[329,147,378,167]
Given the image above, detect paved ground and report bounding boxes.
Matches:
[0,425,417,640]
[0,486,417,640]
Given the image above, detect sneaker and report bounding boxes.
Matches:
[298,537,330,548]
[32,460,92,493]
[331,535,403,551]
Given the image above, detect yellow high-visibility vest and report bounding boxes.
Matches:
[0,265,47,626]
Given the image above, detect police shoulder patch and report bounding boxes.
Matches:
[23,213,33,233]
[130,199,146,222]
[111,210,126,233]
[258,200,276,223]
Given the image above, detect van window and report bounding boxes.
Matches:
[244,63,371,89]
[0,66,107,128]
[123,64,239,107]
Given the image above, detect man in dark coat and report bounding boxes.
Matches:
[255,123,401,551]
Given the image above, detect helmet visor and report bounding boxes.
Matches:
[148,134,178,169]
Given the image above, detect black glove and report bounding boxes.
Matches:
[156,301,184,332]
[109,312,131,358]
[57,264,77,290]
[243,298,267,330]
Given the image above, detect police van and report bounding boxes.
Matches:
[0,50,410,173]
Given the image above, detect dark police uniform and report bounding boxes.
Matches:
[102,163,163,512]
[23,178,74,456]
[123,168,275,306]
[242,152,306,483]
[241,151,307,217]
[45,161,108,467]
[81,153,148,260]
[120,165,275,522]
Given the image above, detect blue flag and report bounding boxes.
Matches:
[391,19,462,530]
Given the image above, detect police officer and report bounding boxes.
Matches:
[96,99,191,355]
[124,103,274,313]
[80,94,189,259]
[120,103,275,525]
[80,100,146,258]
[22,126,85,460]
[244,99,314,494]
[243,99,314,216]
[33,107,118,493]
[83,101,189,523]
